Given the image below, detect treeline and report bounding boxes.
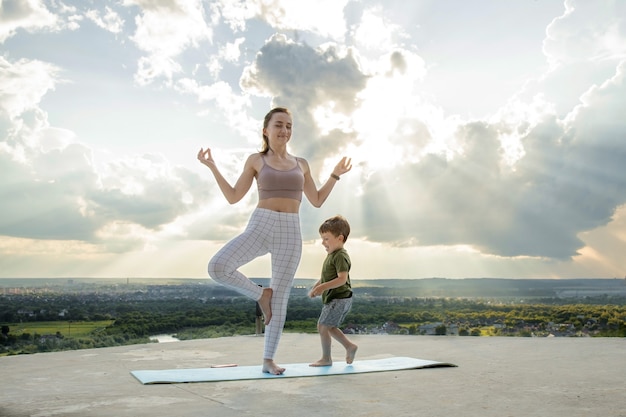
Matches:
[2,295,626,355]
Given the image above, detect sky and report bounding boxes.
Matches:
[1,0,625,281]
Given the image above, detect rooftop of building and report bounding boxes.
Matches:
[1,333,625,417]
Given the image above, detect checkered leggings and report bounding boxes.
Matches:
[208,208,302,360]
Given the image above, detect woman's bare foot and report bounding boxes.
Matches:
[262,359,285,375]
[346,344,358,364]
[309,358,332,367]
[258,287,273,325]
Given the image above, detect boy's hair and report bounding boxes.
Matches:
[319,215,350,242]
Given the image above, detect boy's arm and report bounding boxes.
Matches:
[308,279,321,298]
[309,272,348,297]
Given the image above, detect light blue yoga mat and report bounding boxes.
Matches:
[131,356,457,384]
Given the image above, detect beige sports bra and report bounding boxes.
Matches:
[257,155,304,201]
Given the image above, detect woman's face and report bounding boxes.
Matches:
[263,112,292,146]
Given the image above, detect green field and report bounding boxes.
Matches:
[7,321,114,338]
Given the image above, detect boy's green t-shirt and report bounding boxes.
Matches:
[321,248,352,304]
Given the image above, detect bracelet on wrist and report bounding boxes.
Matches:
[330,173,340,181]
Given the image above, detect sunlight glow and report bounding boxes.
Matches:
[312,101,353,136]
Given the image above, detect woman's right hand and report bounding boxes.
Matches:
[197,147,215,168]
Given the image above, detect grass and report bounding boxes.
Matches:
[7,321,114,338]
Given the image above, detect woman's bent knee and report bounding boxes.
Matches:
[208,257,228,281]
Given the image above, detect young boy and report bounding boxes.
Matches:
[308,215,358,367]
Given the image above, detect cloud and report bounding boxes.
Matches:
[533,0,626,116]
[0,141,208,244]
[543,0,626,67]
[0,0,58,43]
[92,153,200,230]
[254,0,349,40]
[240,34,366,163]
[0,140,100,240]
[351,5,403,56]
[338,0,626,263]
[241,34,366,109]
[125,0,213,85]
[0,55,93,240]
[0,56,59,121]
[0,53,209,252]
[357,59,626,260]
[1,0,624,279]
[0,0,87,43]
[85,6,124,34]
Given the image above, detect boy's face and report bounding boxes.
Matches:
[320,231,344,254]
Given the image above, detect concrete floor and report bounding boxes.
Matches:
[1,334,625,417]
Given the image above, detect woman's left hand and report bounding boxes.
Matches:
[332,156,352,177]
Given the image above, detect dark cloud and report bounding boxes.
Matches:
[241,34,367,162]
[0,143,101,240]
[358,63,626,259]
[0,142,205,244]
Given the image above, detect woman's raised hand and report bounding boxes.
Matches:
[333,156,353,177]
[197,147,215,168]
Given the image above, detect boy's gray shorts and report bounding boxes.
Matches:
[318,297,353,327]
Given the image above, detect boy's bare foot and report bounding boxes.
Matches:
[262,359,285,375]
[346,344,358,364]
[309,359,332,367]
[258,287,273,325]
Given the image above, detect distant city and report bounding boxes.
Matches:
[2,277,626,356]
[2,277,626,299]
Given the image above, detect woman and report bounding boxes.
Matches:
[197,107,352,375]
